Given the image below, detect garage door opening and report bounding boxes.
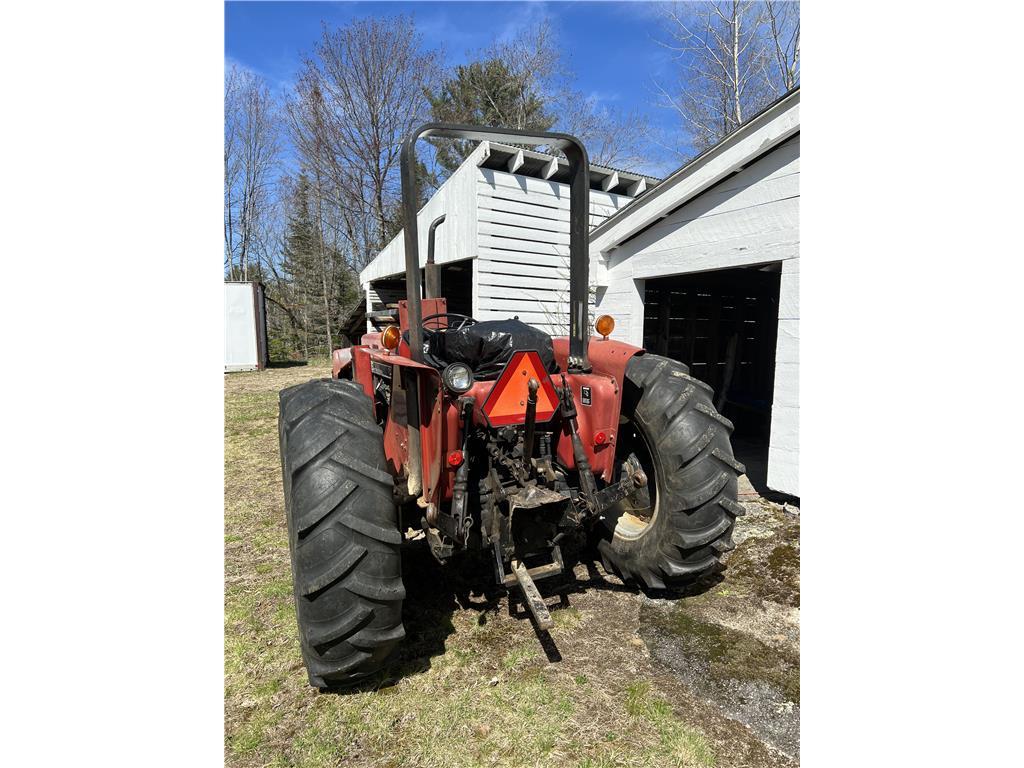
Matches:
[438,259,473,316]
[642,264,781,492]
[367,259,475,332]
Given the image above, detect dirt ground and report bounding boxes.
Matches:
[225,362,800,767]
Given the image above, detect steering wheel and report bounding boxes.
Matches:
[421,313,477,334]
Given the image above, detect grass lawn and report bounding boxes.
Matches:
[224,362,797,768]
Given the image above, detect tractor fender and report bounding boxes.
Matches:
[552,336,644,388]
[332,347,353,378]
[334,333,384,379]
[552,337,645,481]
[369,352,444,505]
[335,333,385,378]
[334,346,377,412]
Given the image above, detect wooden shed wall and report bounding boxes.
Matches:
[360,143,644,337]
[360,143,484,294]
[594,134,800,496]
[768,256,799,495]
[473,167,633,336]
[595,134,799,346]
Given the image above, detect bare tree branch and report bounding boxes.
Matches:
[653,1,799,155]
[224,66,281,281]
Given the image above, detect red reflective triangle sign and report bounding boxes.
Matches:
[482,350,560,427]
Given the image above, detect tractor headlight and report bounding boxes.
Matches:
[442,362,474,394]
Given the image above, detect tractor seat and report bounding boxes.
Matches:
[426,318,558,380]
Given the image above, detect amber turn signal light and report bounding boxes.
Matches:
[595,315,615,339]
[381,325,401,350]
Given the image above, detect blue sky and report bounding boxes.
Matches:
[225,1,685,177]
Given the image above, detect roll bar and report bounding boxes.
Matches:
[400,124,591,372]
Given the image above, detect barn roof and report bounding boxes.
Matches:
[478,142,661,197]
[589,87,800,255]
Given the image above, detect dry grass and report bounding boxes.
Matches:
[224,363,792,768]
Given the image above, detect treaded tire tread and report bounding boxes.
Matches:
[597,354,745,589]
[279,378,403,688]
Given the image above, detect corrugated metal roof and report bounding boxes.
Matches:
[480,141,661,197]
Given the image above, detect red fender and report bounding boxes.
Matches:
[331,348,353,379]
[552,336,645,481]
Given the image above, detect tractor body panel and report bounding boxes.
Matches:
[552,371,621,482]
[361,337,643,498]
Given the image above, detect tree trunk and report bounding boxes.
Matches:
[315,170,333,354]
[732,2,742,126]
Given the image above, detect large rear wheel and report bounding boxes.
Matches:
[279,378,404,688]
[595,354,746,589]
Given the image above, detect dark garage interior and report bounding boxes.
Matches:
[368,259,474,321]
[437,259,473,316]
[642,263,782,490]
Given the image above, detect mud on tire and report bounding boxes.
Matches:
[595,354,746,589]
[279,378,404,688]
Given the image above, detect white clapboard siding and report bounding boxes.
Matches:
[478,195,610,227]
[479,209,572,234]
[479,221,573,246]
[477,168,631,215]
[594,120,799,496]
[367,284,382,310]
[597,135,801,342]
[475,271,569,289]
[768,256,799,494]
[475,259,569,279]
[623,221,799,280]
[359,143,648,342]
[478,244,572,264]
[473,165,619,333]
[367,283,406,311]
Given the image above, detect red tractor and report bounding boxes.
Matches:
[279,125,744,689]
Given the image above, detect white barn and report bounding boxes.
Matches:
[359,142,658,336]
[590,88,800,496]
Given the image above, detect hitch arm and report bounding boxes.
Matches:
[522,377,539,466]
[450,398,475,545]
[591,463,648,514]
[511,560,554,631]
[559,375,600,512]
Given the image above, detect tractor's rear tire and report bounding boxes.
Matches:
[278,378,404,688]
[595,354,746,589]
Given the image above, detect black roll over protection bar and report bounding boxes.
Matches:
[399,124,591,501]
[399,124,592,372]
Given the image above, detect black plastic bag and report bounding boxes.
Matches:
[429,319,557,379]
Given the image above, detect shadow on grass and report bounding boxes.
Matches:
[320,540,505,696]
[321,534,726,696]
[504,537,726,664]
[562,537,727,602]
[267,360,314,369]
